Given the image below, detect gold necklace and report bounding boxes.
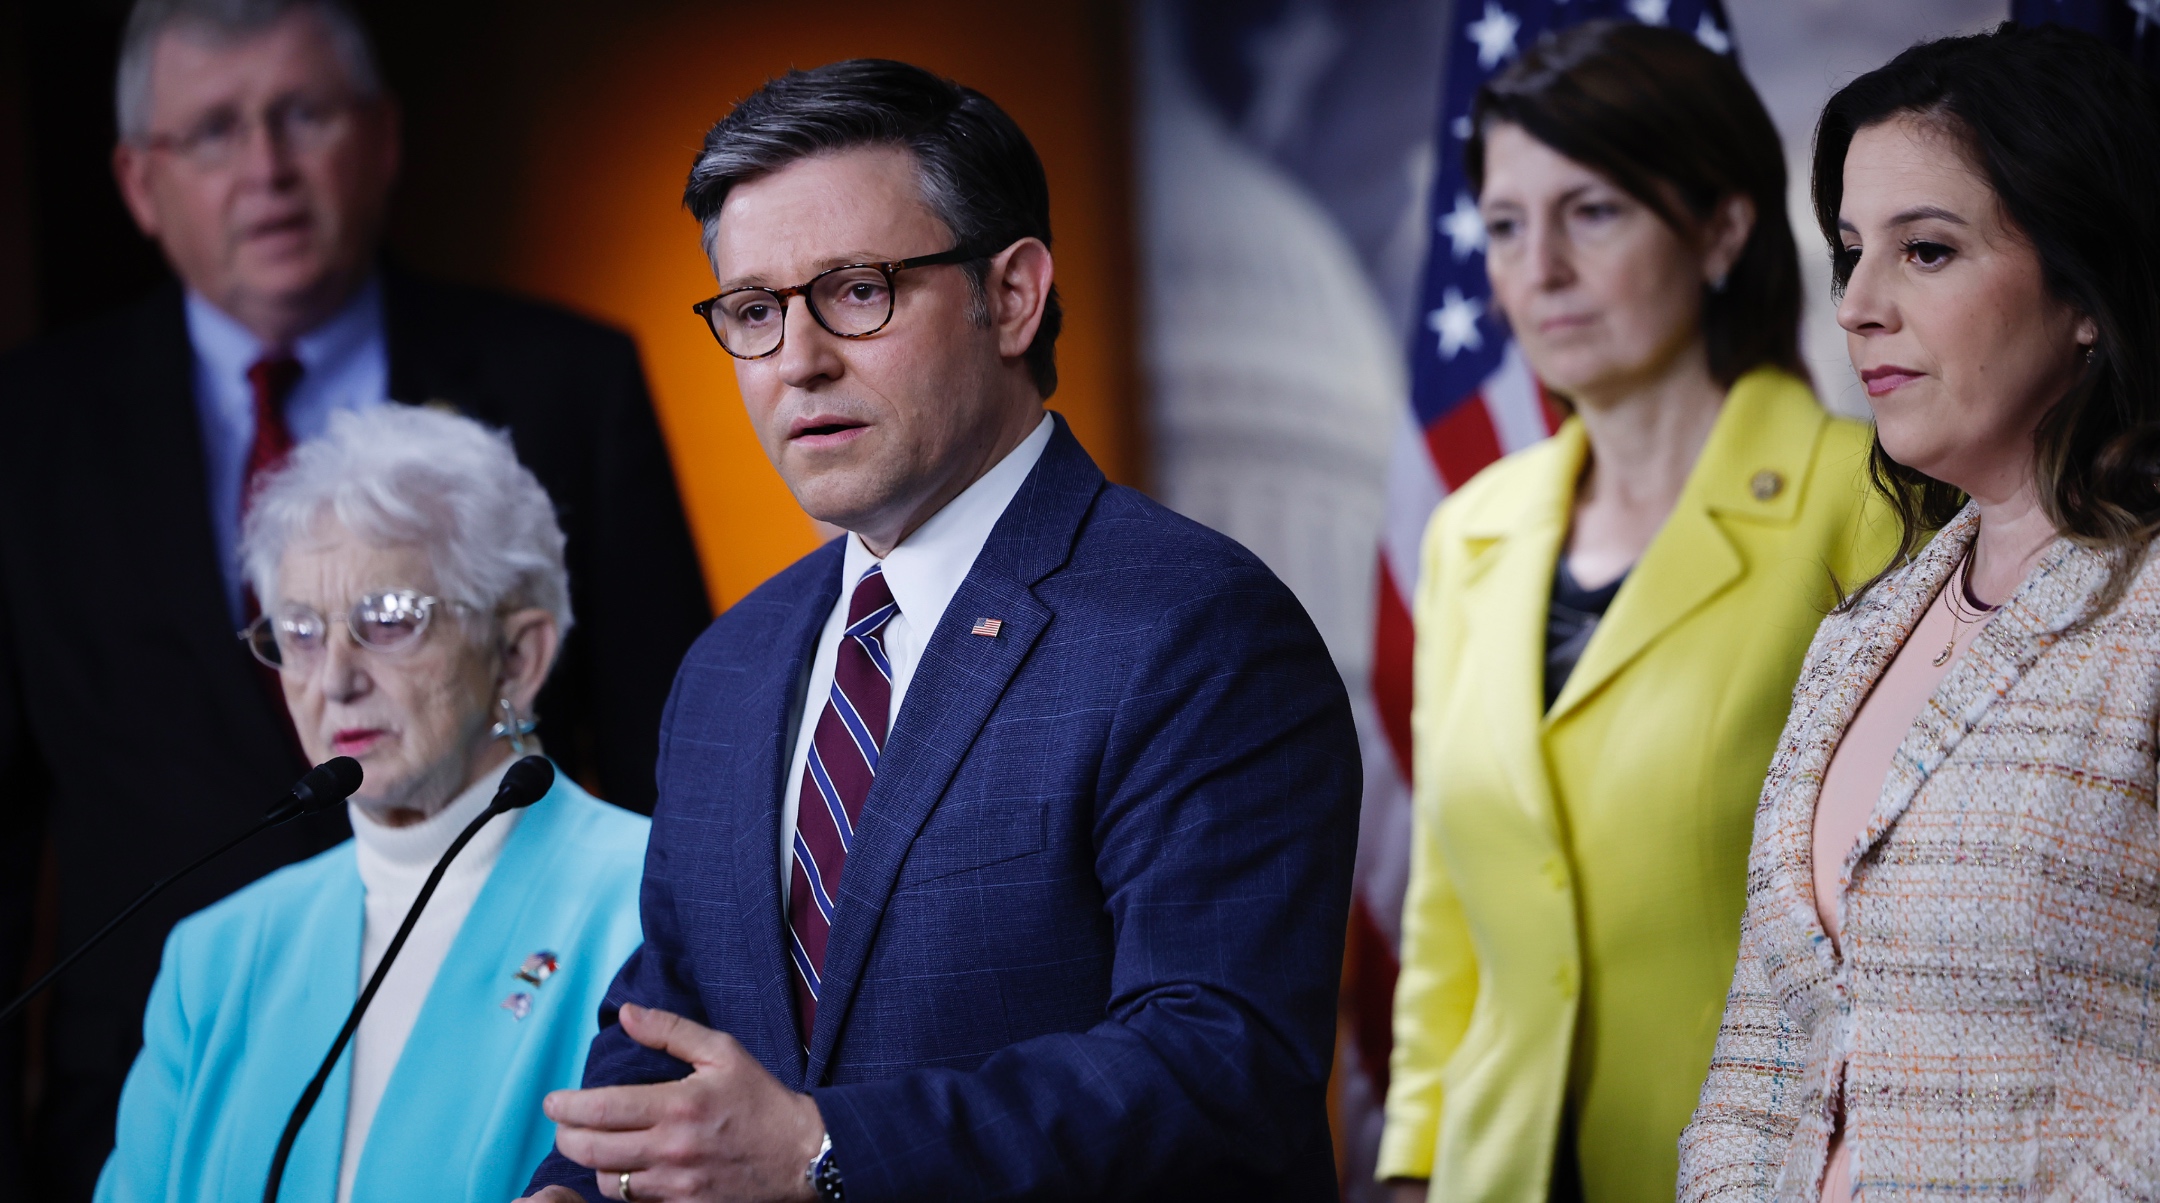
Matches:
[1932,548,1997,667]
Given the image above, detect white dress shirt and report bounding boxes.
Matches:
[338,757,521,1203]
[185,279,390,621]
[779,414,1053,898]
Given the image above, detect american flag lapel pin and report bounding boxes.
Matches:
[514,950,559,987]
[971,617,1003,638]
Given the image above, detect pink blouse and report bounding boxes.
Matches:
[1811,571,1995,1201]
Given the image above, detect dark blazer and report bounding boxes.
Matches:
[0,271,711,1198]
[528,418,1361,1202]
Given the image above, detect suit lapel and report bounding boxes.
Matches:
[116,288,298,763]
[234,852,364,1200]
[377,268,509,427]
[1849,522,2101,871]
[380,269,467,413]
[1749,505,2086,975]
[358,792,567,1195]
[803,418,1102,1083]
[1545,371,1819,724]
[732,550,841,1087]
[1752,517,1960,971]
[1455,426,1578,834]
[1547,502,1741,722]
[117,290,225,620]
[356,784,608,1199]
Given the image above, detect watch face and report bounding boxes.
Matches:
[810,1141,843,1203]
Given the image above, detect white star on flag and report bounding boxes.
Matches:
[1428,288,1486,360]
[1439,193,1486,259]
[1627,0,1670,25]
[1693,13,1731,54]
[1466,3,1520,70]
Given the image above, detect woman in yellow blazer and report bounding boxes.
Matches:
[1379,24,1894,1203]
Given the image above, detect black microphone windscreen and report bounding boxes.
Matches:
[291,757,365,814]
[491,755,555,812]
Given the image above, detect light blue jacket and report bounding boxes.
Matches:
[96,773,648,1203]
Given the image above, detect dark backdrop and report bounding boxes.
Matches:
[0,0,656,1183]
[0,0,629,354]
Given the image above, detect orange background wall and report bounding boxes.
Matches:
[394,2,1140,608]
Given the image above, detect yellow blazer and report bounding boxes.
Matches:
[1378,369,1894,1202]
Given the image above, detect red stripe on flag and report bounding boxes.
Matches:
[1372,558,1415,779]
[1424,395,1503,491]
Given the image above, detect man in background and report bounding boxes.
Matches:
[523,59,1359,1203]
[0,0,710,1194]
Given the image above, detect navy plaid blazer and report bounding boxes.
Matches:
[528,416,1361,1201]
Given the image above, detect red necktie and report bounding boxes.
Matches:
[239,355,310,763]
[788,564,898,1043]
[242,355,302,514]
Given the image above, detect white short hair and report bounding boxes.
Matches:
[115,0,382,143]
[240,406,573,640]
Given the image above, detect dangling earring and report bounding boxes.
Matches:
[1708,271,1729,294]
[492,697,537,756]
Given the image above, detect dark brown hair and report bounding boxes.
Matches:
[685,59,1062,398]
[1465,21,1805,389]
[1815,23,2160,611]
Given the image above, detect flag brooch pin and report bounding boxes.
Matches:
[502,950,561,1021]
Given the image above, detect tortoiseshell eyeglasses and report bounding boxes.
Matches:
[691,245,984,359]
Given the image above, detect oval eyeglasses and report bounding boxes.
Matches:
[240,589,452,672]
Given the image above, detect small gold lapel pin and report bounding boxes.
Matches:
[1750,470,1785,502]
[970,617,1003,638]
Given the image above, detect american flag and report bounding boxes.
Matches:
[1339,0,1735,1192]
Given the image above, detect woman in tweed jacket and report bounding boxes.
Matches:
[1681,26,2160,1203]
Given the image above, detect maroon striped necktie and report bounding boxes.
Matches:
[242,354,302,511]
[788,563,898,1041]
[237,355,302,627]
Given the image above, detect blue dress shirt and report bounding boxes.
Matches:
[185,280,389,621]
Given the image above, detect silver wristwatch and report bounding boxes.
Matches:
[806,1131,844,1203]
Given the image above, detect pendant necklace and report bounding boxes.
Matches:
[1933,547,1998,667]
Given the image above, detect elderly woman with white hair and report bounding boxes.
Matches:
[96,406,650,1203]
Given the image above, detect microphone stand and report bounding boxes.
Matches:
[0,758,363,1027]
[262,755,554,1203]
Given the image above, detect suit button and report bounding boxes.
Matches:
[1542,857,1568,890]
[1554,964,1577,998]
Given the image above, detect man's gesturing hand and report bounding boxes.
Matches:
[539,1003,824,1202]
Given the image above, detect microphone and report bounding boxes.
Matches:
[0,757,364,1027]
[263,755,555,1203]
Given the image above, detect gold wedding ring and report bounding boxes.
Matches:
[619,1170,639,1202]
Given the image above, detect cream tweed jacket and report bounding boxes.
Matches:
[1680,505,2160,1202]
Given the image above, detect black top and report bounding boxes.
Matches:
[0,270,713,1197]
[1543,557,1624,1202]
[1544,557,1627,711]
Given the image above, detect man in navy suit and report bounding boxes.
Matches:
[522,59,1360,1203]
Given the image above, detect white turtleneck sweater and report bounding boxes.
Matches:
[337,758,522,1203]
